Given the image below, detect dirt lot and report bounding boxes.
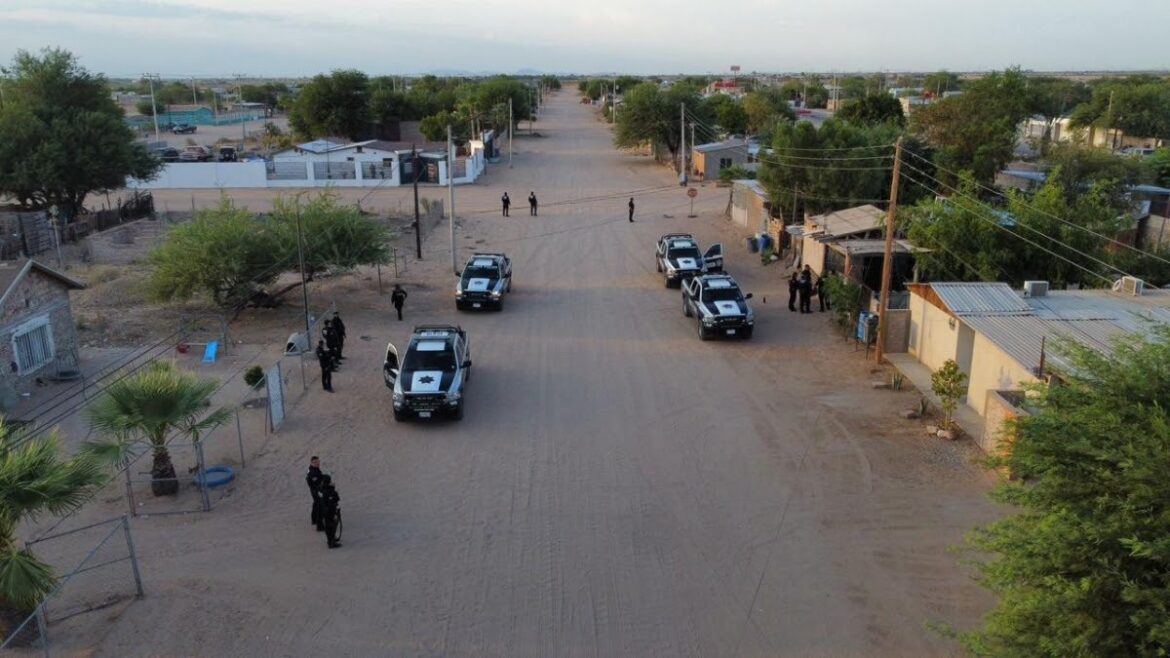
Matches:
[20,90,1000,657]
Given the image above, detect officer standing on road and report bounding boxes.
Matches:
[391,284,408,321]
[316,340,333,392]
[628,197,635,222]
[528,191,538,216]
[306,456,325,531]
[788,272,799,312]
[332,312,347,358]
[320,474,341,549]
[501,192,511,217]
[323,320,341,370]
[816,274,831,312]
[799,266,813,314]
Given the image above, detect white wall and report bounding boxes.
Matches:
[965,332,1038,416]
[129,162,268,189]
[907,291,960,372]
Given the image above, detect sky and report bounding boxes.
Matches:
[2,0,1168,78]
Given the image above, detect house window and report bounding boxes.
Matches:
[12,317,54,374]
[719,158,733,170]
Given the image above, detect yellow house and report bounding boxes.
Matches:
[896,281,1170,453]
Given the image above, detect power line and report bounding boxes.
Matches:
[899,169,1117,286]
[901,160,1133,280]
[901,149,1170,268]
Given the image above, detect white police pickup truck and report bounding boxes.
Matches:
[455,253,513,311]
[655,233,723,288]
[681,274,755,340]
[383,325,472,421]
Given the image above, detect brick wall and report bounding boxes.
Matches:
[0,270,80,394]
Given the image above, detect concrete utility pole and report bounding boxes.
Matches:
[875,137,904,364]
[448,124,457,275]
[412,146,422,259]
[680,102,686,179]
[508,97,514,168]
[144,74,161,144]
[190,77,198,106]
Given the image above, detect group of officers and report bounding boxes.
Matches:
[305,456,342,548]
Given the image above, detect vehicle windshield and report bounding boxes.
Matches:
[701,287,743,303]
[402,345,456,372]
[462,266,498,280]
[668,246,701,259]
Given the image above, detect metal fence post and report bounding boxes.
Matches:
[194,440,210,512]
[121,515,145,599]
[235,407,246,468]
[35,605,48,658]
[124,467,137,518]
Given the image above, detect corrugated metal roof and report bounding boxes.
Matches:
[732,179,768,199]
[806,205,885,240]
[936,285,1170,373]
[694,139,747,153]
[930,282,1032,315]
[828,239,917,255]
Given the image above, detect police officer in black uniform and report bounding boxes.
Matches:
[331,312,347,359]
[316,340,333,391]
[306,456,324,531]
[322,320,341,370]
[320,474,341,548]
[391,284,408,321]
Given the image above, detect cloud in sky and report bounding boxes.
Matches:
[2,0,1168,76]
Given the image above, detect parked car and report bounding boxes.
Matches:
[682,274,755,340]
[177,145,212,162]
[152,147,180,162]
[455,253,513,311]
[654,233,724,288]
[384,325,472,421]
[172,123,197,134]
[218,146,238,162]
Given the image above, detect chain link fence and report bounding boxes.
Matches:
[0,516,143,656]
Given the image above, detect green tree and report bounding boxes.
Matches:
[0,422,107,619]
[837,94,905,127]
[1148,147,1170,187]
[912,67,1035,183]
[742,89,795,136]
[1070,77,1170,141]
[613,82,704,160]
[0,48,160,218]
[758,118,924,219]
[838,76,869,100]
[85,361,230,497]
[288,69,370,140]
[539,75,561,91]
[922,70,960,96]
[930,360,967,430]
[148,196,281,311]
[240,82,288,110]
[963,327,1170,657]
[705,94,748,134]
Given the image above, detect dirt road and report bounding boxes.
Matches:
[82,92,998,656]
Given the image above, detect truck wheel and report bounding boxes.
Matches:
[698,320,710,341]
[683,298,692,317]
[393,408,408,422]
[664,276,672,289]
[452,402,464,421]
[742,327,754,340]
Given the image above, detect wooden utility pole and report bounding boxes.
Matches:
[448,124,457,275]
[875,137,904,364]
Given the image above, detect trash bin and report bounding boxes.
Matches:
[758,234,772,251]
[747,237,760,253]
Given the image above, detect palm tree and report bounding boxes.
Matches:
[86,361,230,496]
[0,421,107,626]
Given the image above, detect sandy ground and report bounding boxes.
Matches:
[23,91,1000,657]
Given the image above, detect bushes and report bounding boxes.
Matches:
[823,273,866,331]
[244,365,265,389]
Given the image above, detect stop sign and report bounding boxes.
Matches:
[687,188,698,198]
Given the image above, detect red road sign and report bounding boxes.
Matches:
[687,188,698,198]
